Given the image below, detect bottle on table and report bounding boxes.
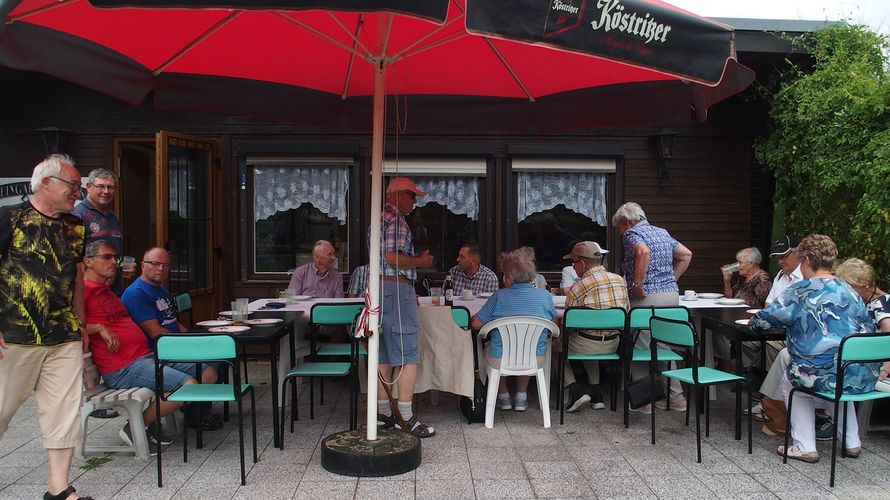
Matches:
[443,274,454,307]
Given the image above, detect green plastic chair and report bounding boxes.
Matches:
[299,302,364,432]
[154,334,256,487]
[451,305,470,329]
[558,307,626,423]
[649,316,751,463]
[623,306,689,427]
[173,292,192,327]
[782,332,890,487]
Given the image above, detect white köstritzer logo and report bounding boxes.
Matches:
[552,0,580,15]
[590,0,672,44]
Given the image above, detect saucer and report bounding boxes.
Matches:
[699,293,723,299]
[208,325,250,333]
[245,318,283,326]
[746,309,761,314]
[196,319,231,327]
[716,298,745,305]
[735,319,750,326]
[681,296,699,301]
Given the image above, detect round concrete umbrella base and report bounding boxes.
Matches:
[320,429,421,477]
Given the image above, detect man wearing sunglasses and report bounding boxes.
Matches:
[73,168,125,295]
[0,154,94,500]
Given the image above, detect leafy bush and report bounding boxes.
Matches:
[755,24,890,286]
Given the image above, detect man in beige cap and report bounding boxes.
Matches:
[561,241,629,412]
[374,177,435,437]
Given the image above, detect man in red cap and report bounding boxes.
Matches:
[373,177,435,437]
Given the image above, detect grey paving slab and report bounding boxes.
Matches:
[530,478,596,498]
[355,478,414,499]
[415,478,476,499]
[473,478,536,499]
[292,480,356,500]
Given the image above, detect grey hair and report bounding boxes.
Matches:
[500,249,537,284]
[611,202,646,226]
[87,168,116,186]
[313,240,333,255]
[85,239,114,258]
[735,247,762,265]
[31,154,76,193]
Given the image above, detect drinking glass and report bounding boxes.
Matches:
[231,301,245,325]
[430,287,442,306]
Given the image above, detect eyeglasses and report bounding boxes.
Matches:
[89,182,116,192]
[86,253,119,262]
[49,175,82,191]
[144,260,172,269]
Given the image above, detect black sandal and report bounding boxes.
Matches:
[397,415,435,438]
[44,485,93,500]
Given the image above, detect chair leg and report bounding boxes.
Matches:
[309,378,315,420]
[237,396,246,486]
[290,376,299,429]
[746,383,752,454]
[280,376,290,449]
[705,387,711,437]
[649,365,657,445]
[684,383,690,427]
[537,369,551,428]
[558,354,565,425]
[484,370,500,429]
[694,385,702,463]
[830,399,842,487]
[320,378,324,406]
[251,389,258,463]
[783,389,796,464]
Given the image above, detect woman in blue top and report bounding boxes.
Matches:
[471,249,557,412]
[750,235,874,463]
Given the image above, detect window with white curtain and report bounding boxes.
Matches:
[384,159,485,272]
[514,159,613,272]
[250,159,351,274]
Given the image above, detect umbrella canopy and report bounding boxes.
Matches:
[1,0,754,126]
[0,0,755,440]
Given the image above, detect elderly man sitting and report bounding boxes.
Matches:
[81,240,218,455]
[287,239,343,298]
[561,241,629,412]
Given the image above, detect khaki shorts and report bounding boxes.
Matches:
[0,342,84,449]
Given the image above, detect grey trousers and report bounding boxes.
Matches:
[630,292,684,399]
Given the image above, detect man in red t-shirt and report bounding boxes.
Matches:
[82,240,217,451]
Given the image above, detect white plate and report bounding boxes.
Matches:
[456,295,475,301]
[218,310,252,318]
[478,292,494,298]
[735,319,750,326]
[716,298,745,305]
[245,318,283,326]
[681,296,699,301]
[293,295,312,301]
[208,325,250,333]
[196,319,231,327]
[746,309,761,314]
[699,293,724,299]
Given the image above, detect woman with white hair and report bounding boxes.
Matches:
[471,249,557,412]
[612,202,692,413]
[722,247,772,308]
[836,258,890,388]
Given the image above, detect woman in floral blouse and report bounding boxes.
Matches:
[750,235,875,463]
[722,247,772,308]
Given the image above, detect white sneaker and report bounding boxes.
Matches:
[514,395,528,412]
[496,393,512,411]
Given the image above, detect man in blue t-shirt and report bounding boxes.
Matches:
[122,247,185,347]
[122,246,221,430]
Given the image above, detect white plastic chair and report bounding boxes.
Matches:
[476,316,560,429]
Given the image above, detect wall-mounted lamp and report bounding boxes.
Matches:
[655,131,678,186]
[37,126,71,155]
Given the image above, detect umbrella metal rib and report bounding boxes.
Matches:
[152,11,240,76]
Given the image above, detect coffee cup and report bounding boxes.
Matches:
[120,256,136,278]
[684,290,698,300]
[461,289,473,299]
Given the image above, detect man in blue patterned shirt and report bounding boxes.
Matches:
[373,177,435,437]
[448,242,499,295]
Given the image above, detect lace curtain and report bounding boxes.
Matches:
[517,172,607,226]
[253,163,349,224]
[412,176,479,220]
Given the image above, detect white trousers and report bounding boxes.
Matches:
[780,371,861,453]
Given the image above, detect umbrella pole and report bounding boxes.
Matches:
[365,59,385,441]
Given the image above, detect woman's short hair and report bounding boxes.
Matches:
[500,249,536,284]
[735,247,762,265]
[797,234,838,271]
[835,258,875,288]
[611,202,646,227]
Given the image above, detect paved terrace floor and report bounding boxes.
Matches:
[2,363,888,499]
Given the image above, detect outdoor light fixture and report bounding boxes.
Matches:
[37,126,71,155]
[655,131,678,186]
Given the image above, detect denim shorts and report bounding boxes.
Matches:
[102,354,198,393]
[379,281,420,366]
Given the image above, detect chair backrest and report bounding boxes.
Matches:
[564,307,626,331]
[156,334,236,362]
[451,306,470,329]
[479,316,560,375]
[174,292,192,313]
[649,316,696,348]
[839,333,890,363]
[310,302,365,326]
[628,306,690,329]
